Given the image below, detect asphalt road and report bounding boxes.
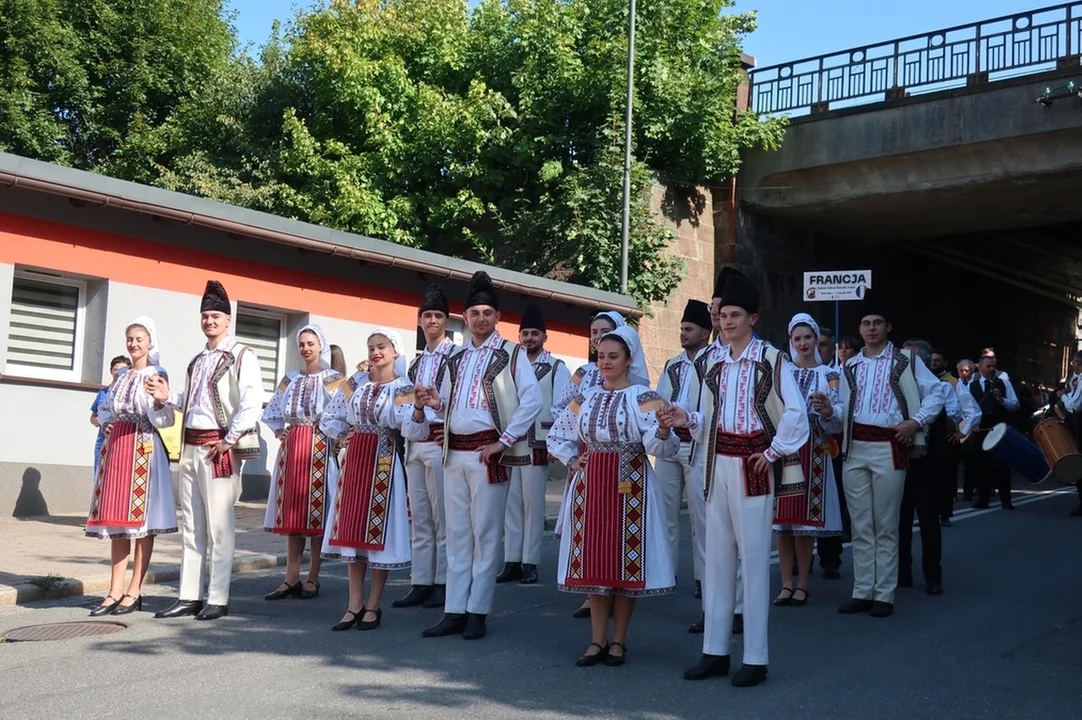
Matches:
[1,484,1079,720]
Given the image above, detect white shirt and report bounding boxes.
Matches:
[170,337,265,443]
[532,349,572,417]
[685,338,809,463]
[973,371,1020,411]
[410,337,456,423]
[954,382,982,436]
[1062,373,1082,413]
[437,330,543,447]
[842,342,944,429]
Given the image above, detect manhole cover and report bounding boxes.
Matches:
[2,621,127,642]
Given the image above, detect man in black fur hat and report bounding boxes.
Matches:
[148,280,265,621]
[836,287,943,619]
[414,271,542,640]
[655,299,712,631]
[393,283,459,610]
[671,267,809,687]
[496,304,570,586]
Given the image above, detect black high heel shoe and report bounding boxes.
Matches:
[357,607,382,631]
[89,596,122,617]
[332,608,363,632]
[113,594,143,615]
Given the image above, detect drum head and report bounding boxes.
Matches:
[1054,455,1082,485]
[983,422,1007,451]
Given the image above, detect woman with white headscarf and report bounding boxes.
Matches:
[772,313,844,608]
[85,317,177,617]
[261,324,344,602]
[320,328,426,631]
[550,310,649,619]
[547,325,678,667]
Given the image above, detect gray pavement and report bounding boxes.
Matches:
[1,483,1079,720]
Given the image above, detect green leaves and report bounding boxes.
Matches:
[0,0,782,312]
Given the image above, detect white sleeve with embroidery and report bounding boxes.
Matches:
[319,381,353,442]
[911,355,946,426]
[638,392,680,459]
[226,348,267,445]
[764,357,812,463]
[395,382,430,442]
[546,396,584,467]
[261,377,288,437]
[499,346,543,448]
[550,361,573,418]
[817,367,844,435]
[956,384,981,435]
[552,365,588,418]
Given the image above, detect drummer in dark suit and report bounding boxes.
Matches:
[970,351,1018,510]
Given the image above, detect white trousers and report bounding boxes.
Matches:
[702,455,772,665]
[505,463,548,565]
[654,443,707,584]
[406,441,447,585]
[843,440,907,603]
[444,449,511,615]
[177,444,242,606]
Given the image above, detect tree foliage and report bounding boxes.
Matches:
[0,0,784,310]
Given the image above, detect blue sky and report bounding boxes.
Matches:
[226,0,1048,68]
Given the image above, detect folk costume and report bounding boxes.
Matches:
[423,271,542,640]
[682,268,809,686]
[261,325,343,537]
[397,283,458,607]
[320,329,423,569]
[502,305,570,581]
[86,317,177,540]
[773,313,844,538]
[157,282,265,619]
[654,299,712,589]
[838,289,944,612]
[547,325,678,598]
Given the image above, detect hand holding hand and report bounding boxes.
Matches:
[145,375,169,403]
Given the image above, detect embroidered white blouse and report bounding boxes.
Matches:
[261,369,342,438]
[546,385,679,465]
[321,374,428,443]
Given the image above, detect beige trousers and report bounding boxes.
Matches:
[843,440,907,604]
[177,444,242,606]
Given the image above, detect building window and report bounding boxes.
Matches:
[415,317,466,351]
[234,308,285,394]
[6,271,86,381]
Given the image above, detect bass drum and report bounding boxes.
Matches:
[982,422,1051,485]
[1032,417,1082,485]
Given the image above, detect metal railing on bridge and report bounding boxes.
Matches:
[748,2,1082,116]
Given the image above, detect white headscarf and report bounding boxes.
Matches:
[592,310,627,330]
[788,312,822,365]
[127,316,160,368]
[368,328,408,378]
[297,323,332,370]
[602,325,651,386]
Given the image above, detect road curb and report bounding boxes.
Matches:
[0,552,288,608]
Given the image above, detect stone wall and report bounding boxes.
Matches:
[637,183,715,382]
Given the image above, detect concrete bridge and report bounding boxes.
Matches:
[730,2,1082,384]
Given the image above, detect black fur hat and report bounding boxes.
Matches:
[464,270,499,311]
[717,268,759,315]
[420,282,450,315]
[520,304,546,332]
[200,280,231,314]
[681,299,712,330]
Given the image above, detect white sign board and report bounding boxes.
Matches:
[803,270,872,302]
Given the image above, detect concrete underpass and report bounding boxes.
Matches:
[732,15,1082,390]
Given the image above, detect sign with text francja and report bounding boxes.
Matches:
[802,270,872,302]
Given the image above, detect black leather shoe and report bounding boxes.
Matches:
[687,614,704,634]
[732,664,768,687]
[838,598,874,614]
[732,613,743,635]
[495,562,522,583]
[463,613,488,640]
[357,607,382,631]
[604,641,627,666]
[89,596,122,617]
[422,613,467,638]
[423,584,446,609]
[576,642,608,667]
[299,581,320,599]
[113,594,142,615]
[391,585,434,608]
[926,582,943,596]
[264,581,302,601]
[332,609,362,631]
[154,600,203,619]
[694,580,702,599]
[572,601,591,619]
[520,564,539,585]
[196,604,229,621]
[869,601,894,618]
[683,653,730,680]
